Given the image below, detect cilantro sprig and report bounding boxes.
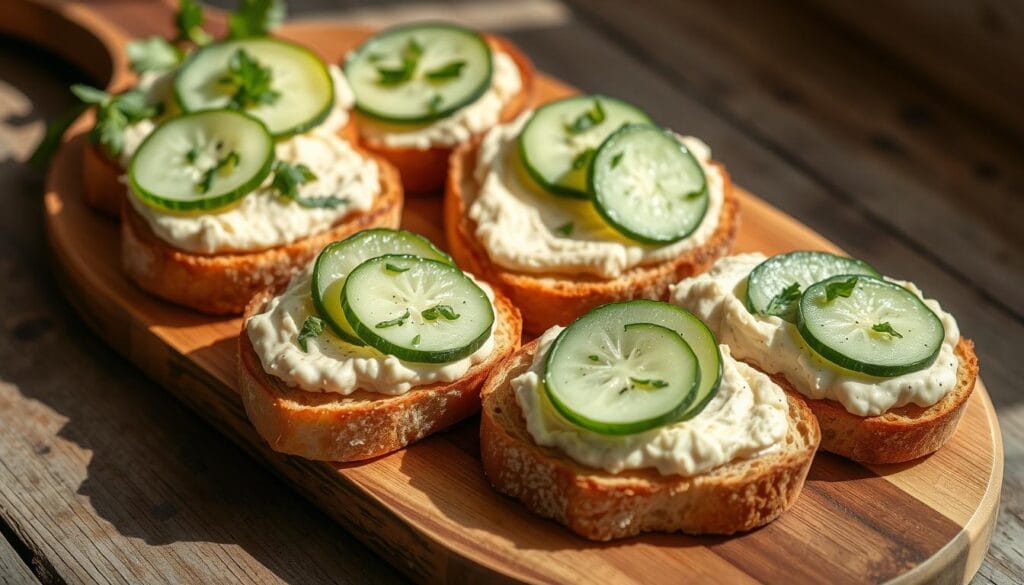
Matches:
[376,310,411,329]
[126,37,183,74]
[220,49,280,110]
[825,276,859,302]
[376,38,424,86]
[71,85,160,158]
[175,0,212,45]
[421,304,460,321]
[270,160,349,209]
[871,322,903,339]
[196,150,240,194]
[297,315,325,351]
[763,282,801,320]
[565,100,606,134]
[228,0,286,40]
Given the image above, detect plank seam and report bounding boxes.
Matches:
[0,510,62,585]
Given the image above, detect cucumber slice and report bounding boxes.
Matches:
[590,124,708,244]
[797,274,945,377]
[544,300,722,432]
[128,110,274,212]
[341,254,494,363]
[175,38,334,137]
[746,251,881,321]
[544,321,699,435]
[519,95,652,198]
[345,23,492,124]
[311,229,452,345]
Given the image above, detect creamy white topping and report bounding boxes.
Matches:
[465,113,725,278]
[357,50,522,150]
[513,327,789,476]
[127,66,377,255]
[247,268,497,396]
[670,253,961,416]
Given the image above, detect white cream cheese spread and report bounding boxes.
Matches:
[357,50,522,150]
[513,327,789,476]
[127,66,378,255]
[670,253,961,416]
[465,113,726,278]
[247,268,497,396]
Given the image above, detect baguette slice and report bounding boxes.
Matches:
[121,147,402,315]
[238,287,522,462]
[765,337,978,464]
[480,339,820,541]
[357,35,534,195]
[83,117,361,217]
[445,144,740,335]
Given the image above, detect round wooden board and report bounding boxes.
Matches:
[15,1,1002,583]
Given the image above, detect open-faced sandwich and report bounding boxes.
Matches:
[446,95,739,334]
[670,252,978,464]
[480,300,819,540]
[345,22,534,194]
[120,28,402,314]
[239,228,522,461]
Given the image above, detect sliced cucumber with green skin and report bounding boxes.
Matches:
[590,124,708,244]
[341,254,494,363]
[345,23,492,124]
[746,251,881,321]
[175,38,334,137]
[519,95,652,198]
[544,321,699,435]
[311,229,452,345]
[129,110,274,212]
[544,300,723,433]
[797,274,945,377]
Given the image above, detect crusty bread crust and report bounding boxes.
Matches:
[777,337,978,464]
[82,116,361,217]
[445,143,740,335]
[120,147,403,315]
[480,339,820,541]
[356,35,535,195]
[238,287,522,462]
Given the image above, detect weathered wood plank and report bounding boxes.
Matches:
[0,536,39,585]
[0,35,403,585]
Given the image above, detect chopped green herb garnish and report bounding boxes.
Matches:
[587,355,600,362]
[376,38,423,86]
[825,276,859,302]
[271,160,316,199]
[629,378,669,389]
[126,36,182,73]
[764,282,801,319]
[427,93,443,114]
[421,304,460,321]
[228,0,286,39]
[376,309,411,329]
[385,262,410,274]
[197,150,239,194]
[291,195,349,208]
[185,146,201,164]
[555,222,574,237]
[175,0,212,45]
[871,322,903,338]
[297,315,325,352]
[66,85,159,158]
[610,152,624,169]
[571,147,595,170]
[564,100,606,134]
[412,334,421,346]
[220,49,280,110]
[425,60,466,81]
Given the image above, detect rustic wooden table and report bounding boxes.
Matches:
[0,1,1020,583]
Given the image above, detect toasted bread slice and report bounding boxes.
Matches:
[480,339,820,541]
[445,145,740,335]
[238,287,522,462]
[357,35,534,195]
[121,148,402,315]
[761,337,977,465]
[82,118,361,217]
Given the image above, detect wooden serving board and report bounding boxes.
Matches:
[15,1,1002,583]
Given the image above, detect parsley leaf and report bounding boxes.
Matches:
[69,85,159,158]
[871,322,903,338]
[271,160,317,199]
[292,195,349,208]
[219,49,280,110]
[629,378,669,389]
[425,60,466,81]
[228,0,286,39]
[564,99,606,134]
[421,304,460,321]
[175,0,211,45]
[297,315,325,352]
[375,38,424,86]
[825,276,859,302]
[571,147,596,170]
[376,309,411,329]
[555,222,574,236]
[197,150,239,194]
[587,355,601,362]
[127,36,182,73]
[610,152,624,169]
[763,282,802,319]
